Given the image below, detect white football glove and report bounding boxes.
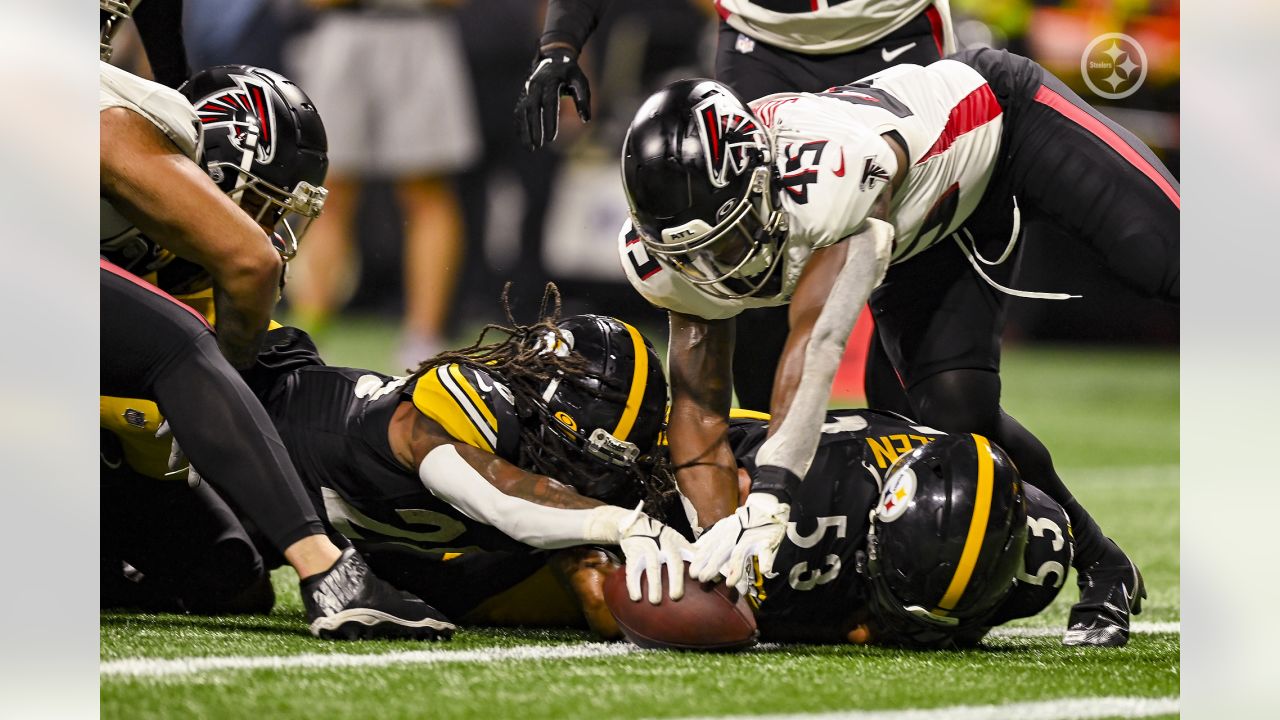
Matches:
[690,492,790,595]
[617,509,694,605]
[155,420,203,488]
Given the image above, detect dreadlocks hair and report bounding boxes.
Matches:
[405,283,676,513]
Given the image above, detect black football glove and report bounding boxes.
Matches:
[515,47,591,151]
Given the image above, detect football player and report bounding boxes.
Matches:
[237,305,691,610]
[100,62,326,617]
[100,8,451,639]
[436,409,1075,649]
[517,0,956,416]
[619,48,1176,647]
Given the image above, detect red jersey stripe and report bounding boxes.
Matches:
[916,84,1002,165]
[1033,85,1180,209]
[100,258,212,330]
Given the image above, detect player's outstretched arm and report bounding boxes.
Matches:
[100,107,282,369]
[666,311,739,529]
[394,407,690,604]
[754,209,896,501]
[692,194,897,594]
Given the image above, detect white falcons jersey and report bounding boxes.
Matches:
[100,61,203,249]
[619,59,1004,320]
[717,0,954,56]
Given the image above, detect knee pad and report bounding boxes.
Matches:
[906,370,1002,434]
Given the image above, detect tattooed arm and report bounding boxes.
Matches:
[666,311,739,530]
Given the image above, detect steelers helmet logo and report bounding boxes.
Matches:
[554,411,578,432]
[876,466,916,522]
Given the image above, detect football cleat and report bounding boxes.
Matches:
[1062,552,1146,647]
[300,547,455,641]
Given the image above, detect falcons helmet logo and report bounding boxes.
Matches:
[693,93,766,189]
[194,74,277,164]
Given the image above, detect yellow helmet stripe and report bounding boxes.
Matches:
[612,321,648,442]
[729,408,772,421]
[936,433,996,612]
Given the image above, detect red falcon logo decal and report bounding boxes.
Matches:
[194,75,277,164]
[694,93,766,189]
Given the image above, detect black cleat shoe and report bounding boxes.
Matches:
[301,547,456,641]
[1063,553,1146,647]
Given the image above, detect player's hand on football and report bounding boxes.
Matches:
[515,46,591,151]
[690,492,790,595]
[617,510,694,604]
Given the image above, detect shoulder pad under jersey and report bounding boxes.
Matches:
[410,363,521,461]
[100,61,201,161]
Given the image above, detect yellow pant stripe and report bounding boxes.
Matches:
[937,434,995,612]
[612,322,648,443]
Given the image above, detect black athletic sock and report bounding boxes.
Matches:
[152,333,325,552]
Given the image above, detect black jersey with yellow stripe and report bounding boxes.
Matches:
[728,408,947,643]
[250,327,532,557]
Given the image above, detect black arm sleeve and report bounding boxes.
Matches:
[540,0,611,54]
[132,0,191,89]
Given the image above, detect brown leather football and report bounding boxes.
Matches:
[603,562,759,651]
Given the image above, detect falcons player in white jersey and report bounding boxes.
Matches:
[619,47,1178,648]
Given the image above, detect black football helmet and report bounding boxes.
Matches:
[622,79,787,300]
[858,434,1028,648]
[519,315,668,506]
[181,64,329,261]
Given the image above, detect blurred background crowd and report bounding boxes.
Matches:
[108,0,1179,382]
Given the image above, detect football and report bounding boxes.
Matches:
[603,562,759,651]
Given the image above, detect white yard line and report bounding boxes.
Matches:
[101,642,634,678]
[101,621,1179,680]
[661,697,1180,720]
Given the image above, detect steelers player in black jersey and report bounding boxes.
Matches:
[238,300,693,620]
[469,408,1077,648]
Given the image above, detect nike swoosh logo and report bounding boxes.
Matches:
[881,42,917,63]
[832,150,846,177]
[474,373,493,393]
[101,451,122,470]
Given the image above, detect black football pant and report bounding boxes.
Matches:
[714,9,944,412]
[100,259,325,554]
[871,48,1179,569]
[100,445,273,614]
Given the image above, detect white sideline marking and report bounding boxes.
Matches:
[989,620,1180,638]
[101,622,1179,680]
[661,697,1179,720]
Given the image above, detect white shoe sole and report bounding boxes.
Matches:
[309,608,457,637]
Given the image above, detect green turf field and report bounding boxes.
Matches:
[101,321,1178,720]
